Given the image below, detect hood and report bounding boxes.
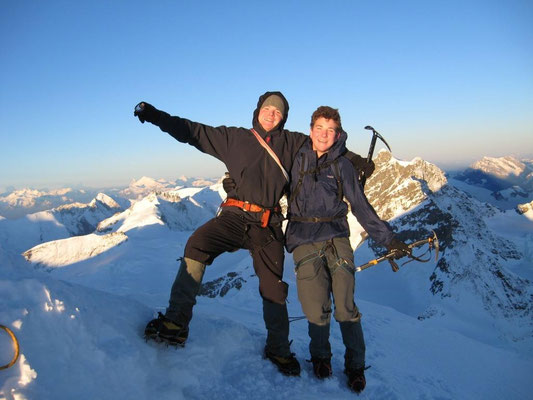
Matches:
[252,91,290,136]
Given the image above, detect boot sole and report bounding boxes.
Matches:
[263,353,300,376]
[144,332,186,347]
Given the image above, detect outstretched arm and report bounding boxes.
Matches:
[134,101,230,162]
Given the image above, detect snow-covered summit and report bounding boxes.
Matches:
[176,175,219,187]
[472,155,526,178]
[89,192,121,209]
[23,232,128,269]
[0,188,49,207]
[0,193,124,254]
[0,187,100,219]
[454,155,533,193]
[98,186,222,234]
[119,176,176,200]
[364,150,447,221]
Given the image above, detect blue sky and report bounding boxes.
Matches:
[1,0,532,191]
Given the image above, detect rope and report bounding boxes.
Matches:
[288,316,307,323]
[0,324,20,370]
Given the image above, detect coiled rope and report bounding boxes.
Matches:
[0,324,20,370]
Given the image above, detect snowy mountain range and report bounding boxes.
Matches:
[1,155,532,399]
[0,188,101,219]
[360,151,532,341]
[451,155,533,209]
[0,176,219,219]
[0,193,124,255]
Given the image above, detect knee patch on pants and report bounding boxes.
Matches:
[259,279,288,305]
[181,257,206,284]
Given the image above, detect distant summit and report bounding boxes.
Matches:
[119,176,176,199]
[472,156,527,179]
[0,193,125,254]
[0,187,97,219]
[119,176,220,199]
[98,185,222,234]
[0,176,223,219]
[450,155,532,209]
[454,155,533,192]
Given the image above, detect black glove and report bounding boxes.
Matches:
[134,102,161,124]
[386,238,412,259]
[344,150,375,179]
[222,173,236,194]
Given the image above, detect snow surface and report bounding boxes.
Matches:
[1,168,533,399]
[2,234,532,400]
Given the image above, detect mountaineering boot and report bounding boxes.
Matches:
[264,346,301,376]
[311,357,332,379]
[144,312,189,346]
[261,299,299,375]
[344,366,366,393]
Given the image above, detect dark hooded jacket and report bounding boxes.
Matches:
[156,91,307,222]
[285,130,394,252]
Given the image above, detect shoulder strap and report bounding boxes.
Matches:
[288,152,306,205]
[250,129,289,182]
[332,159,343,201]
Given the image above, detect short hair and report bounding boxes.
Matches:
[310,106,342,132]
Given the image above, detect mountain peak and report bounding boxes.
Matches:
[365,151,447,220]
[90,193,121,209]
[454,155,533,193]
[472,156,526,178]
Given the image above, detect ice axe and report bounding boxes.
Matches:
[360,125,392,188]
[355,230,439,273]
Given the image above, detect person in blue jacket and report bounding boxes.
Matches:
[285,106,410,393]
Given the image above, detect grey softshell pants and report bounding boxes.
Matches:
[293,236,365,369]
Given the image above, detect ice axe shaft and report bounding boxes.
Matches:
[355,231,439,273]
[360,126,392,188]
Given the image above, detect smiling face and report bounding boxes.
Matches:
[258,105,283,132]
[310,117,340,157]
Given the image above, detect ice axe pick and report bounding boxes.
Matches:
[360,125,392,188]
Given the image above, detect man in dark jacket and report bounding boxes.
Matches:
[286,106,410,392]
[134,92,307,376]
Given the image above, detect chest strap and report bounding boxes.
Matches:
[220,198,281,228]
[289,211,347,223]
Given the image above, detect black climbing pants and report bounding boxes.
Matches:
[165,210,291,356]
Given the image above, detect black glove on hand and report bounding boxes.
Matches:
[222,174,236,194]
[134,102,161,124]
[386,238,412,259]
[344,150,375,179]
